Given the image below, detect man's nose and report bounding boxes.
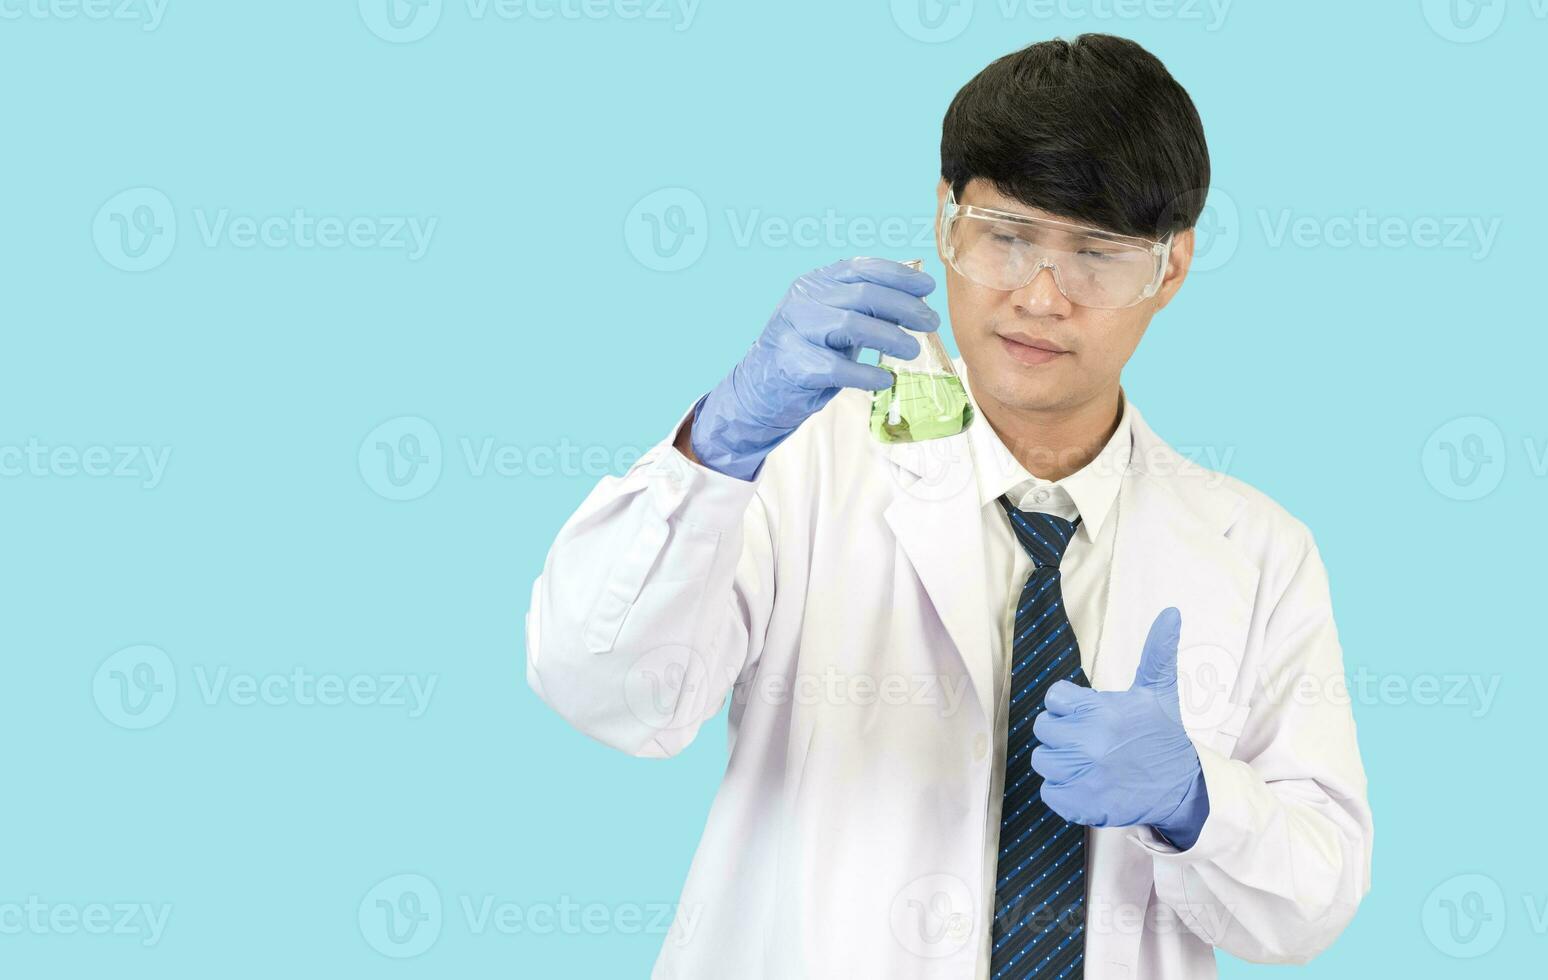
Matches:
[1009,263,1071,317]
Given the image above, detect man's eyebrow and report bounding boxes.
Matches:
[970,199,1041,218]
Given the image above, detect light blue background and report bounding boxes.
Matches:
[2,1,1543,976]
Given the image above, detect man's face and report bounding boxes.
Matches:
[934,178,1195,416]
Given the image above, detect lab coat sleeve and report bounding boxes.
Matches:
[1129,531,1373,964]
[525,396,777,759]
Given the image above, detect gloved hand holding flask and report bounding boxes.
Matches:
[686,257,940,481]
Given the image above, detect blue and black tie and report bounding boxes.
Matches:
[990,495,1089,980]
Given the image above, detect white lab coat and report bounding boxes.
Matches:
[526,361,1372,979]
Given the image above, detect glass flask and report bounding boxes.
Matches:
[868,259,975,444]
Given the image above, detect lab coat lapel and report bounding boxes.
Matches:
[1091,408,1258,734]
[880,430,997,726]
[1084,407,1260,978]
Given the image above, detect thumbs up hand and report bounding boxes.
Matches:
[1030,607,1211,849]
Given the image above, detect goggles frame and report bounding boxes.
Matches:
[940,186,1175,309]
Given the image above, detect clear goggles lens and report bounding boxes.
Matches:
[942,194,1171,309]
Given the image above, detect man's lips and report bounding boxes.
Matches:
[998,334,1069,365]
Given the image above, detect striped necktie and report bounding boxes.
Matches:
[990,495,1089,980]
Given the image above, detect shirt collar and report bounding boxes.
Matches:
[961,365,1133,541]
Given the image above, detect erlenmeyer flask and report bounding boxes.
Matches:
[869,259,975,444]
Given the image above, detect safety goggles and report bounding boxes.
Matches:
[940,187,1174,309]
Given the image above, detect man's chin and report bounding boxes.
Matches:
[972,359,1061,407]
[965,348,1068,408]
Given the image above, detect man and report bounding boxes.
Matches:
[526,34,1372,980]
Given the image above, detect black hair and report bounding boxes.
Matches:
[940,34,1210,240]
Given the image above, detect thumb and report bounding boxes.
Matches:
[1130,606,1182,692]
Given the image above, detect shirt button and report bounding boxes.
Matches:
[972,733,989,761]
[1033,489,1050,504]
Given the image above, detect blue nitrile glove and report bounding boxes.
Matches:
[1030,607,1212,850]
[688,257,940,481]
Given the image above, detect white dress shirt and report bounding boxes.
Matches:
[963,368,1134,979]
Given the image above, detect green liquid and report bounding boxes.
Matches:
[869,368,975,444]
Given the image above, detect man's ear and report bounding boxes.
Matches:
[1152,226,1195,310]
